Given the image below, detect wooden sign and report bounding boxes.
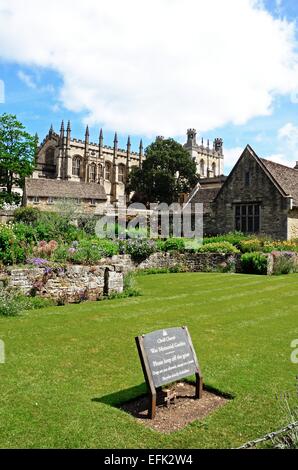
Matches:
[135,326,203,419]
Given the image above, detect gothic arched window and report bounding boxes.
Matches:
[45,147,55,166]
[200,159,205,177]
[105,162,112,181]
[72,157,81,177]
[118,164,125,183]
[212,162,216,177]
[98,164,104,179]
[89,163,96,183]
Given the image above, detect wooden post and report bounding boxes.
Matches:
[135,336,157,419]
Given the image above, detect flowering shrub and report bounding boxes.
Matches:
[263,240,298,253]
[35,240,58,257]
[239,239,262,253]
[124,239,157,261]
[27,258,50,267]
[197,242,240,254]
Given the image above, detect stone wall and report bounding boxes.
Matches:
[4,264,123,303]
[287,208,298,240]
[98,252,241,273]
[0,210,14,225]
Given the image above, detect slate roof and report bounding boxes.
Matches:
[190,187,220,205]
[259,157,298,206]
[25,178,107,200]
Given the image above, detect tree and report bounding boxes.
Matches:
[0,113,37,196]
[127,138,198,205]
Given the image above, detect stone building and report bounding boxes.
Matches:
[183,128,224,178]
[27,121,143,208]
[187,145,298,240]
[24,124,224,212]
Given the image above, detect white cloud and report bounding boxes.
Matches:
[1,0,298,137]
[258,122,298,169]
[17,71,37,89]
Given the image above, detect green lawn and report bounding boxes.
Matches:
[0,273,298,449]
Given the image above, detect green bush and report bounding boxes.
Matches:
[52,239,119,264]
[241,252,268,275]
[198,242,240,254]
[0,288,54,316]
[163,238,185,252]
[124,239,157,261]
[0,224,27,265]
[203,232,248,247]
[14,207,40,225]
[0,191,22,208]
[13,222,37,243]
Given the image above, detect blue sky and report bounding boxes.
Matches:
[0,0,298,172]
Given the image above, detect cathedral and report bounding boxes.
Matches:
[24,122,224,213]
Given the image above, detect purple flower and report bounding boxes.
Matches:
[27,258,49,267]
[68,248,76,254]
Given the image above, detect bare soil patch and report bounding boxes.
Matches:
[121,382,229,433]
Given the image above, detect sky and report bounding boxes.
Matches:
[0,0,298,173]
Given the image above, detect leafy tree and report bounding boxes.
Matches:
[0,113,37,194]
[127,138,198,205]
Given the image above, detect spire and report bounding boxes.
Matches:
[114,132,118,146]
[84,125,90,148]
[49,124,53,137]
[66,120,71,142]
[139,139,144,167]
[59,120,65,147]
[127,136,131,149]
[99,128,103,146]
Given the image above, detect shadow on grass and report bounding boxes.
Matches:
[92,383,147,408]
[92,380,235,421]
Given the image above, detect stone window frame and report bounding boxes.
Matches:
[47,196,54,205]
[105,162,112,182]
[72,156,82,177]
[98,164,104,179]
[90,199,97,207]
[45,147,55,167]
[118,163,126,183]
[33,196,40,204]
[212,162,216,177]
[234,203,261,234]
[200,159,205,177]
[89,163,97,183]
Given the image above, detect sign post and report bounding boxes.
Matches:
[135,326,203,419]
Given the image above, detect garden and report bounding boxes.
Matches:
[0,272,297,448]
[1,206,298,316]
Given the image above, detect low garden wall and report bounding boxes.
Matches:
[98,252,242,273]
[1,264,124,304]
[1,251,297,306]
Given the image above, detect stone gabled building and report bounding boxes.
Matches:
[187,145,298,240]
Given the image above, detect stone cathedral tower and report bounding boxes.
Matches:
[184,129,224,178]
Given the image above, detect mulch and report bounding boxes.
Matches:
[121,381,229,433]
